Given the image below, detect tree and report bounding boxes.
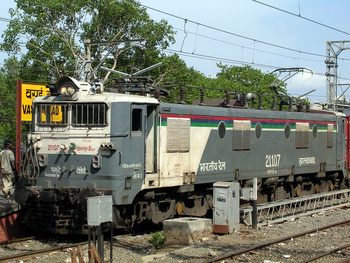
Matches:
[213,64,288,109]
[1,0,289,112]
[158,63,289,109]
[157,54,209,104]
[0,57,20,143]
[1,0,175,83]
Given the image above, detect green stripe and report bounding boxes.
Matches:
[161,121,337,130]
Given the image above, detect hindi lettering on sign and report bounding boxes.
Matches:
[25,88,43,99]
[21,83,50,121]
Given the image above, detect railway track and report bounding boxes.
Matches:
[1,192,349,262]
[0,236,37,247]
[0,241,88,262]
[1,220,349,263]
[0,228,158,262]
[300,243,350,263]
[202,219,350,263]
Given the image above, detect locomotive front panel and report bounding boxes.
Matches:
[28,99,113,191]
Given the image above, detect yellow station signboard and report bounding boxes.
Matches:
[21,83,50,121]
[40,105,63,123]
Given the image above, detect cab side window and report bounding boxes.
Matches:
[132,109,142,132]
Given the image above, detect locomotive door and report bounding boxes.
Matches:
[130,104,146,182]
[145,106,157,174]
[130,104,157,182]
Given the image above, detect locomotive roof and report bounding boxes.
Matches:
[159,102,344,121]
[32,91,160,104]
[32,90,345,121]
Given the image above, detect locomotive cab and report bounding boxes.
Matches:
[18,77,162,233]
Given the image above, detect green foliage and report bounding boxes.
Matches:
[214,64,289,109]
[159,63,289,109]
[0,57,20,143]
[148,231,167,250]
[1,0,175,83]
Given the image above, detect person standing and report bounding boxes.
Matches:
[1,141,15,199]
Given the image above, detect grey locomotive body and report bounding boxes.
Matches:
[19,76,348,234]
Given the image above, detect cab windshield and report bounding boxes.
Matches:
[36,103,107,127]
[37,104,68,126]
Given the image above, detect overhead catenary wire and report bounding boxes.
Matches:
[139,1,350,94]
[164,47,342,80]
[140,3,327,58]
[1,3,350,65]
[172,27,350,64]
[251,0,350,36]
[164,48,280,70]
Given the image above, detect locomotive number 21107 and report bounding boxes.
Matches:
[265,154,281,168]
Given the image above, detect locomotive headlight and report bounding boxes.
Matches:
[60,85,76,97]
[61,86,67,95]
[92,155,102,169]
[67,86,75,95]
[38,154,48,167]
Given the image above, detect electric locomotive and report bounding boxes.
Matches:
[17,76,349,234]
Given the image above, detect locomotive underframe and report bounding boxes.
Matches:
[24,171,347,234]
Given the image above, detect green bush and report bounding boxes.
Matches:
[148,231,167,249]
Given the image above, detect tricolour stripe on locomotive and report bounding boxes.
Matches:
[154,104,344,192]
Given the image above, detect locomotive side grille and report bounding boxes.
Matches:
[302,123,309,147]
[166,117,190,153]
[179,118,191,152]
[233,120,243,150]
[167,118,179,152]
[242,121,251,150]
[327,124,334,148]
[295,122,309,149]
[233,120,251,151]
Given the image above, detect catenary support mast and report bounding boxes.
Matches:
[326,41,350,110]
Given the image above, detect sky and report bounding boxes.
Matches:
[1,0,350,103]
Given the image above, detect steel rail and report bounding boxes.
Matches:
[201,219,350,263]
[0,241,88,262]
[300,243,350,263]
[337,258,350,263]
[0,236,37,247]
